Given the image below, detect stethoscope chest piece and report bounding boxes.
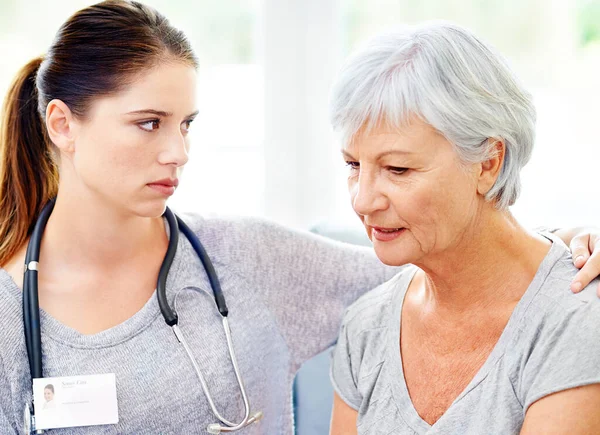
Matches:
[23,402,35,435]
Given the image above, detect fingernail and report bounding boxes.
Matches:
[571,281,583,292]
[574,255,584,266]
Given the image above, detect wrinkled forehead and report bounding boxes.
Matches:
[342,117,448,158]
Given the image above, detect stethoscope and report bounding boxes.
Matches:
[22,198,263,434]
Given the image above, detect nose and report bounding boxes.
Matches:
[350,170,389,217]
[159,129,189,167]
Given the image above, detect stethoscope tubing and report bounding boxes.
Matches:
[23,198,56,380]
[22,199,261,433]
[158,209,228,327]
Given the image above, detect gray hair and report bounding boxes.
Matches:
[329,21,536,209]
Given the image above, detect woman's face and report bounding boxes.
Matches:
[64,62,198,218]
[344,117,484,267]
[44,388,54,402]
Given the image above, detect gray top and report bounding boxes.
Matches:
[0,214,398,434]
[331,234,600,434]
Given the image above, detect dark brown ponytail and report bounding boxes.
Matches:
[0,0,197,267]
[0,57,58,266]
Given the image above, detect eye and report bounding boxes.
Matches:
[387,166,408,175]
[181,118,195,134]
[345,161,360,170]
[138,119,161,132]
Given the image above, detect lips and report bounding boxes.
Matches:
[147,178,179,196]
[369,225,404,232]
[369,225,406,242]
[148,178,179,187]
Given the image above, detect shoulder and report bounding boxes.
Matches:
[521,245,600,331]
[510,241,600,408]
[174,212,295,264]
[0,270,23,367]
[0,270,21,319]
[176,212,320,248]
[341,268,413,341]
[176,212,277,236]
[331,268,413,404]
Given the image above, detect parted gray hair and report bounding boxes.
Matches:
[329,21,536,209]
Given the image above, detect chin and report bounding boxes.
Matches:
[129,198,169,219]
[375,249,411,266]
[372,245,413,267]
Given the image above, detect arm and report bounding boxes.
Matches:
[517,287,600,434]
[195,216,400,367]
[330,392,358,435]
[240,219,399,367]
[553,227,600,295]
[329,304,367,435]
[521,384,600,434]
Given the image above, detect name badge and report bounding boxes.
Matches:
[32,373,119,430]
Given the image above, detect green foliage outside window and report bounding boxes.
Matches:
[578,0,600,45]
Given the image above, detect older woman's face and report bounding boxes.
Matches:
[344,117,483,267]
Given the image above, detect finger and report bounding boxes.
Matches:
[569,233,591,269]
[571,249,600,293]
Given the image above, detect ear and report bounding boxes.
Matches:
[476,139,505,196]
[45,99,77,154]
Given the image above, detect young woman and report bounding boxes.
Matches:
[0,2,598,434]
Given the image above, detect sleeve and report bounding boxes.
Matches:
[517,287,600,412]
[201,216,401,367]
[329,312,362,410]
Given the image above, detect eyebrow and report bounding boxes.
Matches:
[341,149,413,160]
[125,109,199,118]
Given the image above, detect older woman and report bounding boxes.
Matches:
[329,22,600,434]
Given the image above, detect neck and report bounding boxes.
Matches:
[411,209,551,314]
[40,191,167,273]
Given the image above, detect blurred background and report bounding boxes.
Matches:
[1,0,598,232]
[2,2,597,433]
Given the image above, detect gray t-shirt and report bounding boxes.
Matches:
[331,234,600,434]
[0,214,398,434]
